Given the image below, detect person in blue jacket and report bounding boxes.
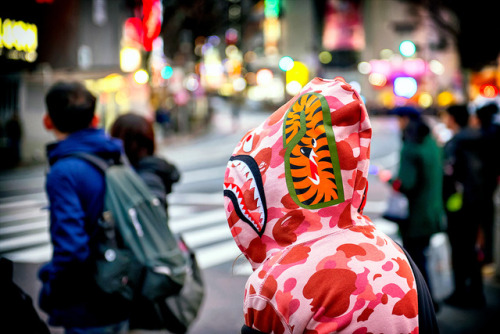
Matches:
[39,81,130,333]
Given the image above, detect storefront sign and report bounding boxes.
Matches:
[0,18,38,62]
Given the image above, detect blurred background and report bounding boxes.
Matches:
[1,1,499,333]
[1,0,499,166]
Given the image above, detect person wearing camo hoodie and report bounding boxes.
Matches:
[223,77,438,334]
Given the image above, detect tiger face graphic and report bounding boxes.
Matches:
[283,92,344,209]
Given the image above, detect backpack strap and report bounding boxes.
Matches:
[69,152,112,173]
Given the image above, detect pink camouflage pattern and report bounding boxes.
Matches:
[224,78,419,333]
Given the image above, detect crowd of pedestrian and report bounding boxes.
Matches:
[386,102,500,311]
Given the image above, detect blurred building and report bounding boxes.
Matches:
[1,0,124,165]
[2,0,498,166]
[0,0,158,166]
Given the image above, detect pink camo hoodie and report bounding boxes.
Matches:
[224,78,419,333]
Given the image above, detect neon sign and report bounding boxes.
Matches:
[0,18,38,62]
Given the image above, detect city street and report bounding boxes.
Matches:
[2,1,500,333]
[1,102,499,333]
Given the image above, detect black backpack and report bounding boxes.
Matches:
[0,257,50,334]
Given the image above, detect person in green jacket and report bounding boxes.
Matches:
[390,106,445,308]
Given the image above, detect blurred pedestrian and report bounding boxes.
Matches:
[224,78,438,333]
[39,81,130,333]
[110,112,180,215]
[110,113,182,332]
[231,92,244,132]
[388,106,445,309]
[155,104,173,137]
[5,110,23,167]
[441,104,486,308]
[475,103,500,265]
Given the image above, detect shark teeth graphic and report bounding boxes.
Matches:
[224,156,267,235]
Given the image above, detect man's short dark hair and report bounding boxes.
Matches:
[446,104,469,128]
[45,81,96,133]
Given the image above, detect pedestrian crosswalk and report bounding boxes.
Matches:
[0,162,403,274]
[0,188,248,270]
[0,188,399,273]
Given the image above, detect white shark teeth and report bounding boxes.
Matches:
[226,159,265,231]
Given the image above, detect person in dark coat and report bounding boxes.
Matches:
[39,81,131,333]
[110,112,180,215]
[441,104,486,308]
[389,106,445,309]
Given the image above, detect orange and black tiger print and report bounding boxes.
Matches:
[283,92,344,209]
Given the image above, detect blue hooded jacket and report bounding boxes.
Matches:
[39,128,130,327]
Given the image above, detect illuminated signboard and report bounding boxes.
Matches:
[0,18,38,62]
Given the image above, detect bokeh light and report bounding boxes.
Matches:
[399,40,416,57]
[286,81,302,95]
[185,74,199,91]
[394,77,418,98]
[207,35,220,46]
[161,65,173,79]
[244,51,257,63]
[278,56,294,71]
[429,60,445,75]
[134,69,149,84]
[285,61,309,86]
[256,68,273,86]
[380,49,394,59]
[225,44,239,57]
[357,61,371,74]
[120,47,141,72]
[233,77,247,92]
[368,73,387,87]
[418,92,433,108]
[318,51,332,64]
[480,84,499,98]
[437,91,455,107]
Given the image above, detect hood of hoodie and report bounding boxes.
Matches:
[47,128,123,165]
[224,78,372,270]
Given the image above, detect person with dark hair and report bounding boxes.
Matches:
[389,106,445,310]
[475,103,500,265]
[110,113,181,331]
[110,113,180,213]
[39,81,131,333]
[441,104,486,308]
